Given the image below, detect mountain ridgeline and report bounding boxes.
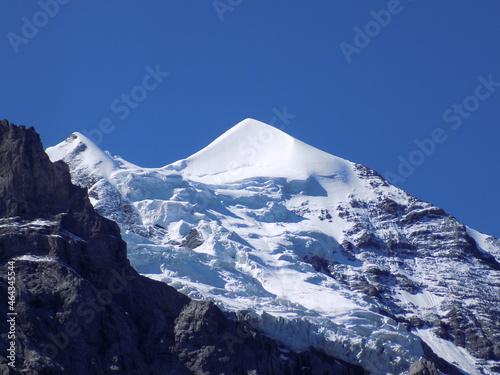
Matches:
[47,119,500,375]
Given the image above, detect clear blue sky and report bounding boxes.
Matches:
[1,1,499,237]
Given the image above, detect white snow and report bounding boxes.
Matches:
[0,219,56,229]
[46,132,119,180]
[466,226,500,263]
[13,255,56,262]
[397,290,444,312]
[414,328,480,375]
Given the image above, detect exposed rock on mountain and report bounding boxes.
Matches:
[0,120,365,374]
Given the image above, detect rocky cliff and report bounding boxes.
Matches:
[0,120,365,375]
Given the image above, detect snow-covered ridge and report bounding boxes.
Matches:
[47,119,500,375]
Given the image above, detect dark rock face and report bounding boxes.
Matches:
[181,229,203,249]
[343,164,500,371]
[0,120,365,374]
[408,360,438,375]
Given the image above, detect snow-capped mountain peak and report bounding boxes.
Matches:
[46,132,118,180]
[173,118,350,183]
[47,119,500,375]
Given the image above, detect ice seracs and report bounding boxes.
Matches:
[48,118,500,375]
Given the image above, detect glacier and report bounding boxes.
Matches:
[47,118,500,375]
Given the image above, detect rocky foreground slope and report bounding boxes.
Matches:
[46,119,500,375]
[0,120,367,374]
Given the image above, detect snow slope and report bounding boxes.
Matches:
[175,119,351,183]
[47,119,500,375]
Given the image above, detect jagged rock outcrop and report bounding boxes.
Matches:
[337,164,500,368]
[408,360,438,375]
[0,120,366,374]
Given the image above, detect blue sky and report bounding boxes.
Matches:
[1,0,499,237]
